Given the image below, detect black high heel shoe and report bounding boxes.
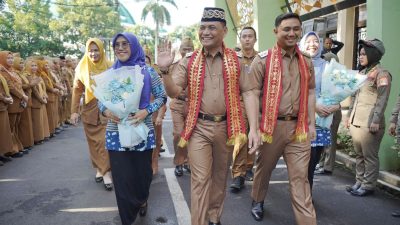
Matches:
[139,202,147,217]
[104,183,113,191]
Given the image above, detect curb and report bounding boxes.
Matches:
[336,151,400,192]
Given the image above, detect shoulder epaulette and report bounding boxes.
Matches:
[185,52,194,58]
[258,50,268,58]
[236,51,243,58]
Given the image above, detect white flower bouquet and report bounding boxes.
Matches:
[91,65,149,147]
[317,59,367,129]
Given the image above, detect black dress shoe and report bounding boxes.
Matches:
[22,149,29,154]
[139,202,147,217]
[0,155,12,162]
[350,187,374,197]
[11,152,23,158]
[104,183,113,191]
[245,169,254,181]
[251,200,264,221]
[95,176,103,183]
[392,210,400,217]
[230,176,245,193]
[175,165,183,177]
[208,222,221,225]
[346,183,361,193]
[34,140,44,145]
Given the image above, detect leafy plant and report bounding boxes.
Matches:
[337,132,356,157]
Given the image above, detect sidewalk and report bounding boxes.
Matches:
[336,151,400,193]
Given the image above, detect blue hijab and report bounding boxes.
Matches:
[299,31,326,98]
[112,32,151,110]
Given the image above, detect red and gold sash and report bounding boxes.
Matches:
[260,44,310,143]
[178,46,247,153]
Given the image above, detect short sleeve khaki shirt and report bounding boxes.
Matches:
[173,48,258,116]
[249,48,315,116]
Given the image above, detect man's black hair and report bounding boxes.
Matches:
[274,12,302,27]
[240,26,257,39]
[59,56,66,60]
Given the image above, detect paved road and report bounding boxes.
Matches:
[1,109,400,225]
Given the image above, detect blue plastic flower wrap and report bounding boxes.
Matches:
[91,65,149,147]
[316,59,367,129]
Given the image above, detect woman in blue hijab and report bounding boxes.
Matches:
[299,31,341,191]
[99,32,167,224]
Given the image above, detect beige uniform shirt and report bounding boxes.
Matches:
[173,48,258,116]
[249,49,315,116]
[349,64,391,128]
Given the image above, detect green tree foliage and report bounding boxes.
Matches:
[0,0,122,58]
[50,0,123,57]
[141,0,177,60]
[0,0,64,58]
[168,24,201,49]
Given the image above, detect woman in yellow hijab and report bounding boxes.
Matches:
[14,55,39,150]
[0,71,13,163]
[71,38,113,191]
[38,59,59,136]
[0,51,28,157]
[25,59,48,144]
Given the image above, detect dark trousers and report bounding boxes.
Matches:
[109,150,153,225]
[308,146,324,190]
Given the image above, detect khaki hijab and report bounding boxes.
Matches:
[75,38,112,104]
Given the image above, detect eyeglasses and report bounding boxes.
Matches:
[114,42,130,49]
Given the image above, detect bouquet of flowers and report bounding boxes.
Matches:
[317,59,367,129]
[91,65,149,147]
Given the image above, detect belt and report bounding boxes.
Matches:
[198,112,226,122]
[277,115,297,121]
[176,96,187,101]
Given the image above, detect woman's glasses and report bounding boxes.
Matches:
[114,42,130,49]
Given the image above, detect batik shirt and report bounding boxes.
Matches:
[99,66,167,151]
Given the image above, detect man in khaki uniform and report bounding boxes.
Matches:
[230,26,258,192]
[169,37,194,176]
[345,38,391,197]
[249,13,317,225]
[157,7,260,225]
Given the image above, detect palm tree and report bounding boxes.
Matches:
[141,0,177,61]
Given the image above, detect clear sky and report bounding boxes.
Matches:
[120,0,215,32]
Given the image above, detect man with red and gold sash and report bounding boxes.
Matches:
[158,7,260,225]
[249,13,317,225]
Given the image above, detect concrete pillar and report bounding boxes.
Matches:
[253,0,285,51]
[336,7,355,69]
[367,0,400,170]
[215,0,237,48]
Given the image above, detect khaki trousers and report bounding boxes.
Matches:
[188,119,231,225]
[252,120,316,225]
[83,122,110,175]
[231,141,254,177]
[320,110,342,171]
[349,124,383,190]
[170,100,188,165]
